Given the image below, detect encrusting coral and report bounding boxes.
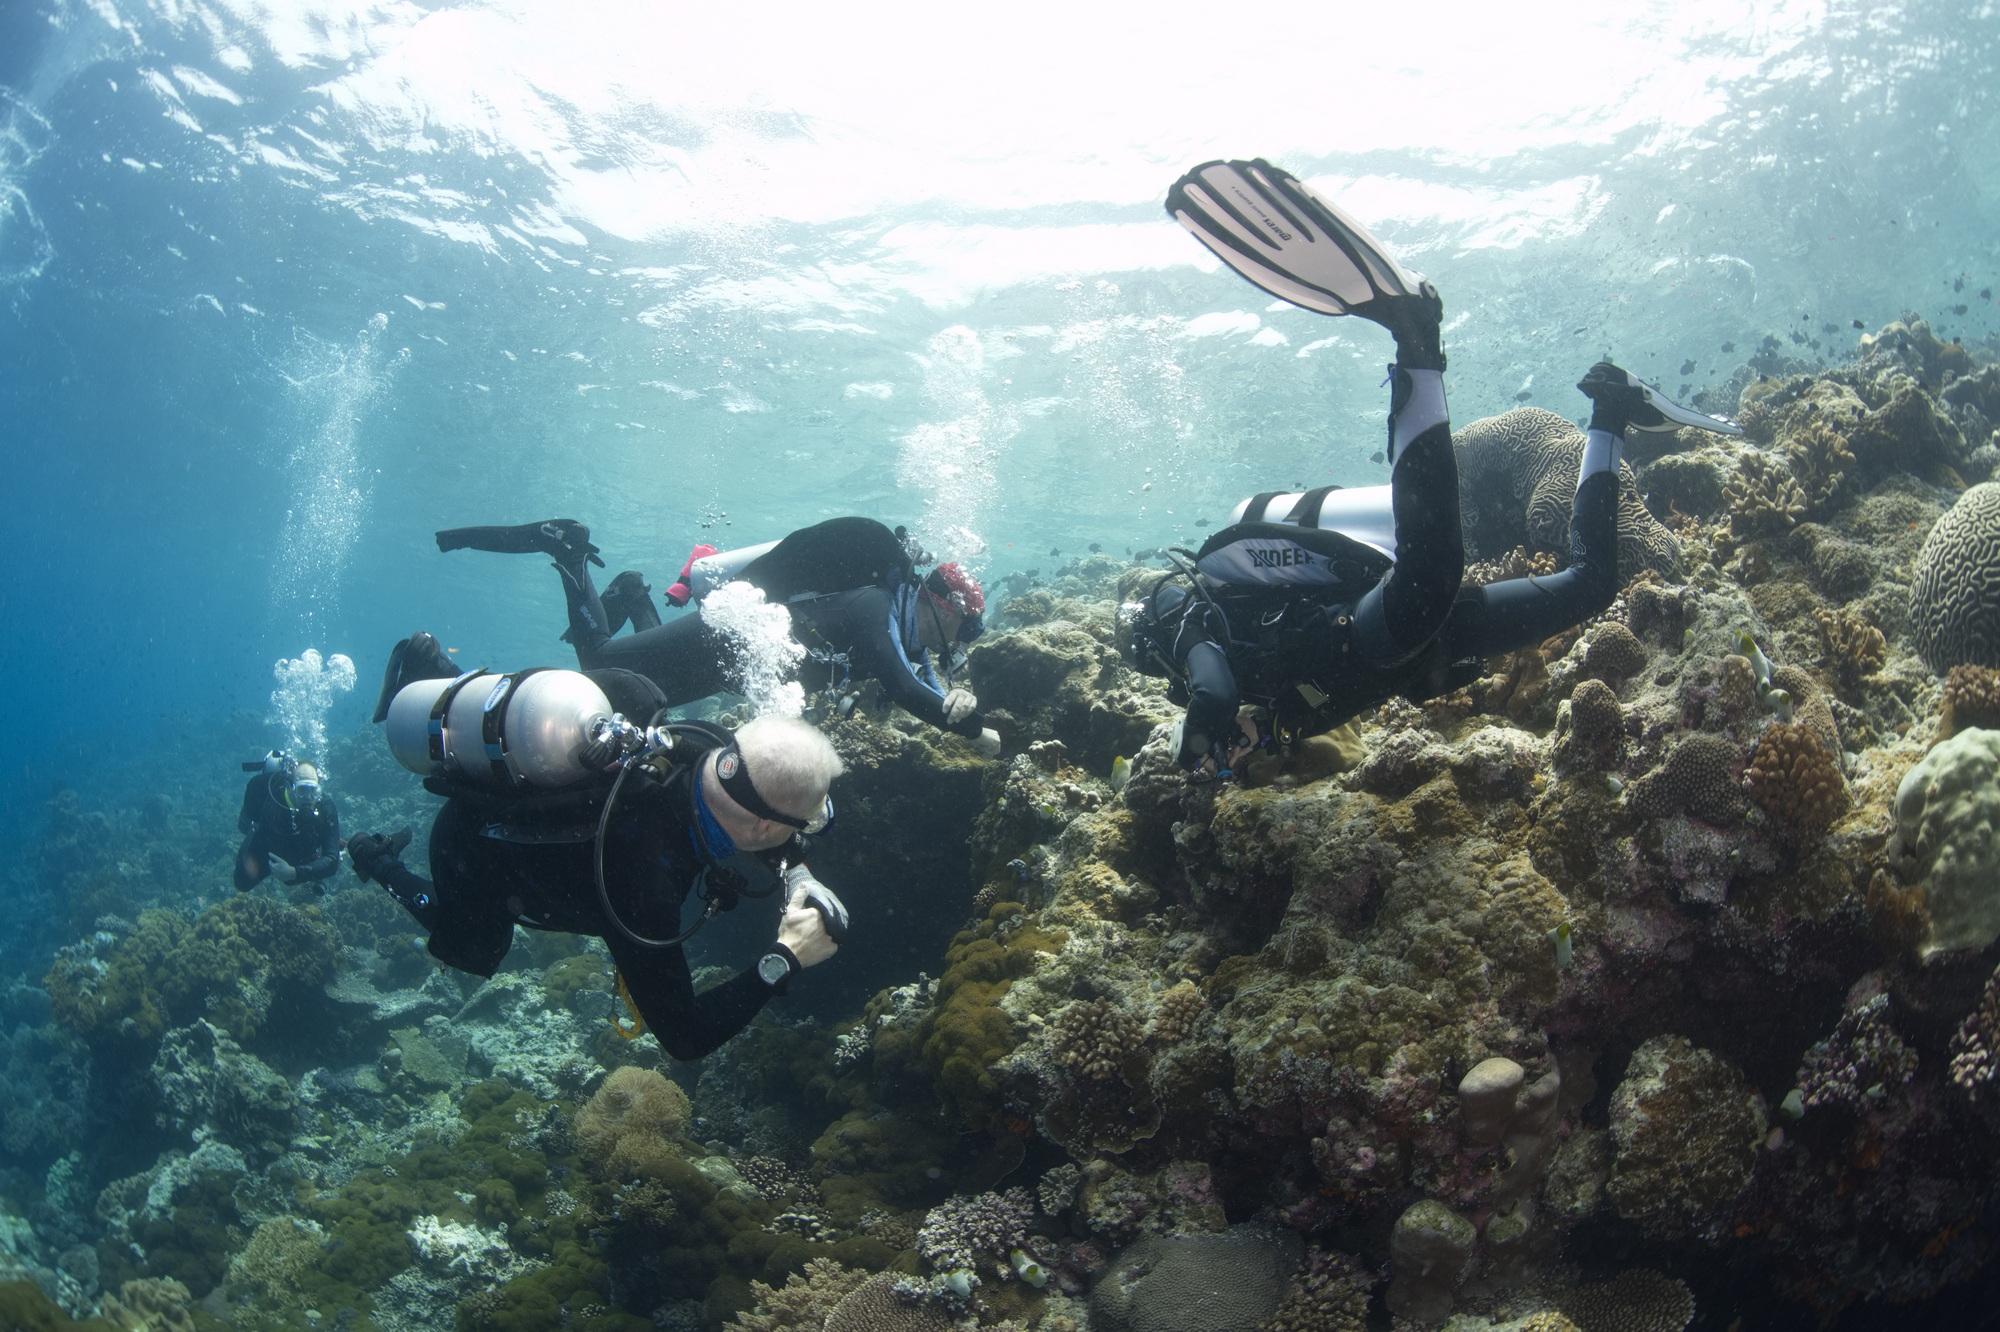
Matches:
[1606,1037,1766,1240]
[1627,733,1746,824]
[1556,1268,1695,1332]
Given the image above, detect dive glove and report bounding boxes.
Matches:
[268,855,300,884]
[942,688,978,724]
[783,863,849,943]
[347,827,414,883]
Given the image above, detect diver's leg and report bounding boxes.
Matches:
[555,558,616,661]
[370,632,457,724]
[571,613,732,705]
[234,839,268,892]
[435,519,603,564]
[1352,290,1463,666]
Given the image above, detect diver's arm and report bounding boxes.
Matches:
[849,589,985,736]
[1178,640,1242,769]
[606,935,775,1062]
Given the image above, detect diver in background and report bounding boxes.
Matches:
[378,516,1002,755]
[345,713,847,1061]
[1127,160,1744,775]
[234,753,342,891]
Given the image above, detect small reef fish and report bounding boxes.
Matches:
[1109,755,1131,791]
[1547,920,1574,969]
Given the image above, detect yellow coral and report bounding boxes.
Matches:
[1744,721,1849,841]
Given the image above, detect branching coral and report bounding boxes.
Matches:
[573,1066,691,1179]
[97,1277,197,1332]
[1814,607,1887,687]
[1147,982,1205,1045]
[1627,734,1747,825]
[1780,417,1856,510]
[723,1257,871,1332]
[1948,962,2000,1102]
[1260,1247,1369,1332]
[1798,993,1917,1110]
[1556,1268,1695,1332]
[1940,664,2000,738]
[1051,998,1144,1082]
[1723,452,1810,537]
[1742,720,1849,841]
[915,1188,1033,1279]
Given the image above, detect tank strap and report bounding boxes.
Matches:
[428,670,491,765]
[479,668,552,787]
[1242,490,1287,522]
[610,970,647,1040]
[1284,485,1344,527]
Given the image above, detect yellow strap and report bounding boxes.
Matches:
[611,971,647,1040]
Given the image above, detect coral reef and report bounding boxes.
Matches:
[1088,1223,1300,1332]
[1741,720,1849,842]
[1797,991,1917,1110]
[1555,1269,1694,1332]
[1940,663,2000,738]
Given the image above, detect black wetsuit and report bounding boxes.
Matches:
[1141,367,1622,763]
[235,775,341,892]
[558,517,984,738]
[372,743,801,1061]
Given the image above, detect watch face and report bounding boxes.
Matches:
[758,953,790,986]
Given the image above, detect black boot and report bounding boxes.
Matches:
[603,571,661,632]
[371,632,458,723]
[435,519,604,566]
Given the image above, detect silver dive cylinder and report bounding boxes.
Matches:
[686,540,779,602]
[1224,483,1398,559]
[385,669,616,789]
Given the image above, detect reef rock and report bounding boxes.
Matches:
[1089,1222,1302,1332]
[1605,1036,1765,1239]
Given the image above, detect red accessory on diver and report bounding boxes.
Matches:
[664,544,719,607]
[921,562,985,616]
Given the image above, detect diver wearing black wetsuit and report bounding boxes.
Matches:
[345,723,838,1062]
[234,765,341,892]
[423,516,989,740]
[1136,160,1741,773]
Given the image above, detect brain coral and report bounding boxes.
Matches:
[1911,482,2000,672]
[1454,407,1685,580]
[1888,727,2000,956]
[1605,1037,1765,1240]
[1089,1223,1302,1332]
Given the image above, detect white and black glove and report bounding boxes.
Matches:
[973,728,1002,759]
[942,688,979,724]
[784,863,850,944]
[268,855,300,884]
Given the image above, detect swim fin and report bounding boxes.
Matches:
[436,519,604,566]
[1577,362,1744,437]
[1167,158,1429,317]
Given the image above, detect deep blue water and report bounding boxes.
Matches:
[2,0,1997,931]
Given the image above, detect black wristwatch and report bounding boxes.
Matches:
[757,944,800,992]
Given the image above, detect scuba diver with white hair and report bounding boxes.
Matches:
[375,517,1001,756]
[234,751,341,892]
[349,678,851,1061]
[1126,159,1743,776]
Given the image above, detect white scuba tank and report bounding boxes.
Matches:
[1224,484,1398,560]
[686,541,780,602]
[385,669,615,788]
